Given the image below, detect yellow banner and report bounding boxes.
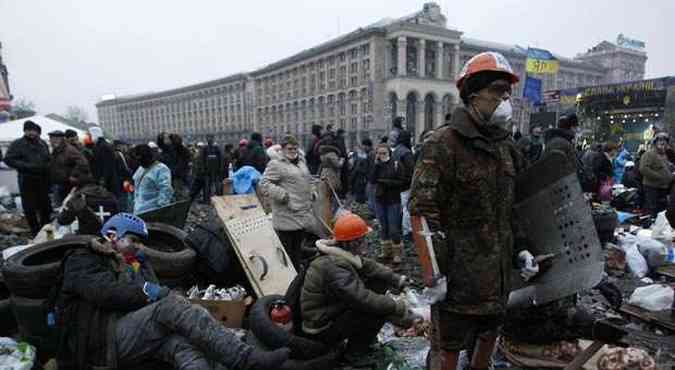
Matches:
[526,58,560,74]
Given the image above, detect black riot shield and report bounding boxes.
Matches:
[508,151,604,308]
[137,200,192,229]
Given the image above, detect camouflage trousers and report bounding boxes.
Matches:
[115,295,252,370]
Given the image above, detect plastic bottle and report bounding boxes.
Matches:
[638,238,675,268]
[228,163,234,179]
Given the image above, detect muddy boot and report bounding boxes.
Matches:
[391,242,403,264]
[377,240,392,260]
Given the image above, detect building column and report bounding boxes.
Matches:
[397,37,407,77]
[415,100,425,139]
[452,44,461,80]
[436,42,444,79]
[435,98,444,127]
[418,39,426,77]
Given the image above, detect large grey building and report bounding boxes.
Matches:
[97,3,647,147]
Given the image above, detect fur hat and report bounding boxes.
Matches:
[23,120,41,133]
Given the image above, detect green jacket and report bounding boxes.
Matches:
[300,240,406,334]
[409,106,526,316]
[639,149,673,189]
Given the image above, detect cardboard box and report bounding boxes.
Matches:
[190,299,248,328]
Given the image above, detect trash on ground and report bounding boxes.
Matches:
[0,337,36,370]
[628,284,674,312]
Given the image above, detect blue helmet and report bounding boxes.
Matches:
[101,213,149,240]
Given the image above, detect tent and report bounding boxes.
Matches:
[0,115,86,148]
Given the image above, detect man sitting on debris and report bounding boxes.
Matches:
[57,163,119,235]
[54,213,291,370]
[300,213,421,357]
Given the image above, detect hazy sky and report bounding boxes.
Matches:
[2,0,673,121]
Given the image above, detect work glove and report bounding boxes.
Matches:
[244,348,291,370]
[518,250,539,282]
[421,276,447,305]
[143,282,170,303]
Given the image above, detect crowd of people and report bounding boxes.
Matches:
[1,50,663,370]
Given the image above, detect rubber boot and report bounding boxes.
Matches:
[470,334,497,370]
[378,240,392,260]
[391,242,403,264]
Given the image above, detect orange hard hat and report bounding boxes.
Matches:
[456,51,519,90]
[334,212,372,242]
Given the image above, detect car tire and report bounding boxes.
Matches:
[145,223,196,279]
[249,294,327,360]
[10,295,50,338]
[0,298,17,336]
[1,236,92,299]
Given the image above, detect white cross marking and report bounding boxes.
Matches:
[96,206,111,222]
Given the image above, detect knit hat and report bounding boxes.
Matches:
[280,135,299,147]
[23,120,41,133]
[64,129,78,138]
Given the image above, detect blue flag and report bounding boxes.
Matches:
[523,76,542,104]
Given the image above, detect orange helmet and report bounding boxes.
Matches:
[334,212,372,242]
[456,51,519,90]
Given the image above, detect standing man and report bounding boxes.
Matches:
[202,135,223,201]
[4,120,52,235]
[543,111,579,169]
[640,133,674,216]
[89,126,122,198]
[305,125,323,175]
[409,52,539,370]
[516,125,544,166]
[48,130,88,207]
[64,129,82,150]
[392,130,415,245]
[241,132,269,173]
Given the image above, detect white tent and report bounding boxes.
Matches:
[0,115,86,147]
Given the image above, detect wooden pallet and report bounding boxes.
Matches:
[212,194,296,298]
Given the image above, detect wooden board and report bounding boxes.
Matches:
[619,303,675,332]
[656,265,675,280]
[212,194,296,297]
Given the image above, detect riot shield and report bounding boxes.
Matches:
[137,200,192,229]
[508,151,604,308]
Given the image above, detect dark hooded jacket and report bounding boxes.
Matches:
[543,128,577,170]
[240,139,268,173]
[92,139,122,196]
[57,238,158,369]
[50,143,88,185]
[305,125,323,175]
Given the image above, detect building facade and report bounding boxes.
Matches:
[97,3,647,147]
[0,42,11,122]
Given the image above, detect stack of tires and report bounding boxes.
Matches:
[0,268,17,336]
[144,223,196,288]
[1,235,92,359]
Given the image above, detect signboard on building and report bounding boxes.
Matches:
[616,34,646,50]
[543,90,561,104]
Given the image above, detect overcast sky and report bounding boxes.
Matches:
[2,0,673,121]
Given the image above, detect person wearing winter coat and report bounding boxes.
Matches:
[4,120,52,235]
[169,134,192,199]
[388,116,406,147]
[392,130,416,240]
[640,133,674,216]
[260,135,316,270]
[370,143,405,264]
[48,130,89,206]
[300,213,420,356]
[240,132,268,173]
[305,125,323,175]
[132,144,174,215]
[89,126,123,198]
[613,146,633,183]
[350,138,373,204]
[57,163,119,235]
[543,112,579,170]
[200,135,224,201]
[54,213,290,370]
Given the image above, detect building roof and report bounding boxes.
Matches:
[461,37,606,72]
[0,115,86,145]
[96,73,248,107]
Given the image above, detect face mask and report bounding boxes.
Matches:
[488,99,512,125]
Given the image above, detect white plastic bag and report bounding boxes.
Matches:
[651,211,674,245]
[616,233,649,278]
[0,337,36,370]
[628,284,674,311]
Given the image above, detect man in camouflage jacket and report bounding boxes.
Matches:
[409,52,539,370]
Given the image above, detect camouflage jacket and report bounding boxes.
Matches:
[409,107,526,316]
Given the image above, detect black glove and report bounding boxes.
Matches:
[244,348,290,370]
[596,281,623,309]
[287,335,329,360]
